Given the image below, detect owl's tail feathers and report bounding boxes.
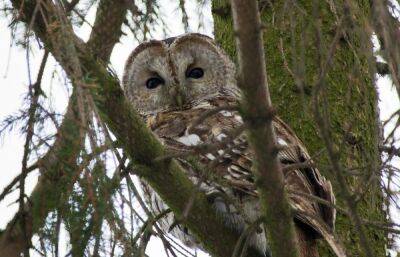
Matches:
[300,213,347,257]
[318,225,347,257]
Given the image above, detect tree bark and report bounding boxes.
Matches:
[213,0,386,256]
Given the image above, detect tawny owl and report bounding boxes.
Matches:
[122,33,341,257]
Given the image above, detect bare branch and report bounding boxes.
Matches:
[0,0,129,255]
[230,1,299,257]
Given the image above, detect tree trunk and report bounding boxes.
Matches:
[213,0,386,256]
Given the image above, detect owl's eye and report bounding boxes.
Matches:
[186,67,204,79]
[146,77,164,89]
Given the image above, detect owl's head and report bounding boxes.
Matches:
[122,33,237,115]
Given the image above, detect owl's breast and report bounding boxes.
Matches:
[147,98,241,149]
[145,101,336,240]
[146,101,258,198]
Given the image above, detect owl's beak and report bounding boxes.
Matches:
[175,94,184,109]
[169,85,187,109]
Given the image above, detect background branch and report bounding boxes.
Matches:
[0,0,128,255]
[230,1,299,257]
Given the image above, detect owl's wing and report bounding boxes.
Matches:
[273,117,336,234]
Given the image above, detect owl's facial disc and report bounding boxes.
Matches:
[122,34,237,116]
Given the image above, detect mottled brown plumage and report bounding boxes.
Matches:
[123,33,343,257]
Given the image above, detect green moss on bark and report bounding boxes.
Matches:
[213,0,386,256]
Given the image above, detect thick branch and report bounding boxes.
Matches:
[87,0,127,61]
[6,1,264,256]
[230,1,299,257]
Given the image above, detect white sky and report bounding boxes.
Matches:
[0,1,399,256]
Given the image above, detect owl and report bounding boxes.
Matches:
[122,33,341,257]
